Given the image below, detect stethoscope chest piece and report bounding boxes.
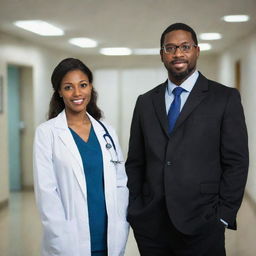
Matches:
[106,143,112,149]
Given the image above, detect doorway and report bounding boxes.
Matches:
[7,65,34,191]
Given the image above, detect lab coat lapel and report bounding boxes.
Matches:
[54,111,86,196]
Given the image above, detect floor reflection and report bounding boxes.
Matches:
[0,192,255,256]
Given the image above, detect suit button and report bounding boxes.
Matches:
[167,161,172,166]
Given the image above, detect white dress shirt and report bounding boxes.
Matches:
[165,70,199,114]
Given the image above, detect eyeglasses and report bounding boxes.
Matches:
[162,43,197,54]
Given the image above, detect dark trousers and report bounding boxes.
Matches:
[133,211,226,256]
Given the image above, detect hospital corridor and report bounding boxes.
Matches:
[1,0,256,255]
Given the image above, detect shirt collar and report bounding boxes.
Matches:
[167,70,199,95]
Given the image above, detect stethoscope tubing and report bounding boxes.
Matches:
[97,120,117,151]
[96,119,121,164]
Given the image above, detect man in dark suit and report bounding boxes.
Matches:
[125,23,249,256]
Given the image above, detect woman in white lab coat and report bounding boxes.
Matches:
[33,58,129,256]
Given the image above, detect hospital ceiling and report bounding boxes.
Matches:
[0,0,255,56]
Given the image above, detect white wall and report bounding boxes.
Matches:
[94,70,120,131]
[94,68,166,156]
[216,30,256,204]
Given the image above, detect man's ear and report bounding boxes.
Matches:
[160,49,164,62]
[196,46,200,58]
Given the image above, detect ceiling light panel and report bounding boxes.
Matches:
[100,47,132,56]
[133,48,159,55]
[199,33,222,40]
[198,43,212,51]
[69,38,98,48]
[14,20,64,36]
[223,15,250,22]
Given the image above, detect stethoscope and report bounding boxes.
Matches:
[96,120,122,165]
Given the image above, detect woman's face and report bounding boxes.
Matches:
[59,69,92,115]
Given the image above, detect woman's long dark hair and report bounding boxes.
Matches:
[48,58,102,120]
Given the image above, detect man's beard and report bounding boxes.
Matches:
[169,65,195,82]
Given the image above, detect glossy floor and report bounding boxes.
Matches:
[0,192,255,256]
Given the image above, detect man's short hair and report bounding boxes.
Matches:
[160,23,198,47]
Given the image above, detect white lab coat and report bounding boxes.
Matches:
[33,110,129,256]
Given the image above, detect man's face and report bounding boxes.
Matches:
[160,30,200,84]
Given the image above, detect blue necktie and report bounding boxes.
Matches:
[168,87,185,133]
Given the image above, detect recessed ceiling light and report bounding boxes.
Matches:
[198,43,212,51]
[69,38,98,48]
[199,33,222,40]
[14,20,64,36]
[100,47,132,56]
[223,15,250,22]
[133,48,159,55]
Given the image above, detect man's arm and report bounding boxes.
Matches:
[125,96,146,203]
[219,88,249,229]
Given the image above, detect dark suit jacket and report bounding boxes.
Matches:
[125,72,249,236]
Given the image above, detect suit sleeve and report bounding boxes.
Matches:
[125,96,146,202]
[219,88,249,230]
[33,125,77,255]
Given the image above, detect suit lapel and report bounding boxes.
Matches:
[152,81,170,137]
[172,73,209,133]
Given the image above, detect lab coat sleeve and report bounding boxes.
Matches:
[107,124,130,254]
[33,124,77,256]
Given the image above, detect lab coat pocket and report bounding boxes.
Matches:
[43,219,78,255]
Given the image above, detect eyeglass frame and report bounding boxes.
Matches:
[162,43,198,54]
